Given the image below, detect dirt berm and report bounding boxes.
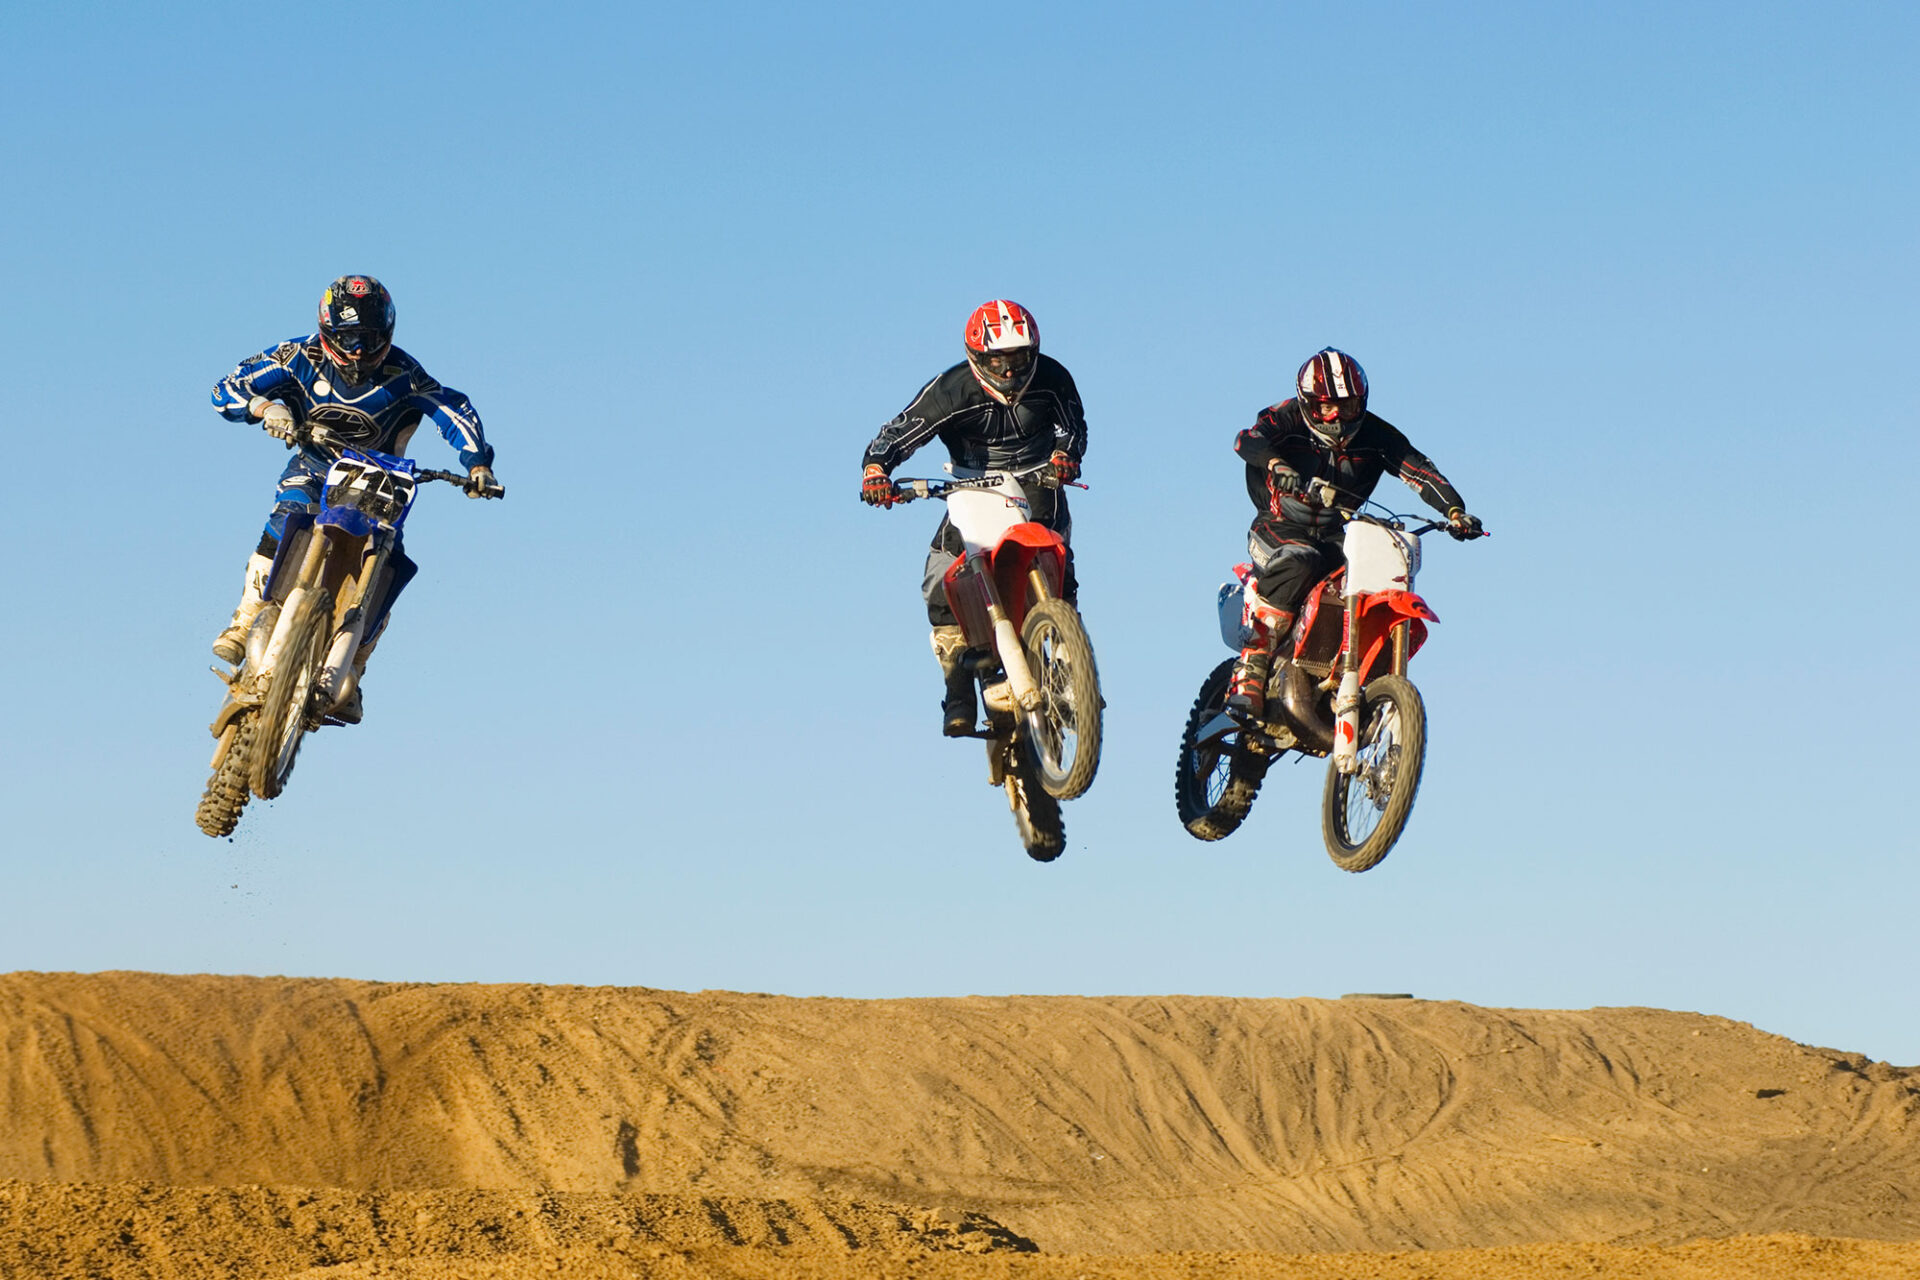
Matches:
[2,972,1917,1277]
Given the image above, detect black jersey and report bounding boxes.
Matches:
[862,355,1087,475]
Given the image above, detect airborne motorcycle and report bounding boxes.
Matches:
[890,464,1102,861]
[195,426,503,836]
[1174,500,1483,871]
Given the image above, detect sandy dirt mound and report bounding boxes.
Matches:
[272,1236,1920,1279]
[2,971,1917,1259]
[4,1175,1917,1280]
[0,1181,1025,1278]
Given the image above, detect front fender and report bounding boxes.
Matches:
[1355,590,1436,682]
[990,522,1067,632]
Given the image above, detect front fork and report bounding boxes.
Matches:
[1332,603,1416,775]
[1332,594,1363,774]
[972,555,1043,713]
[320,541,390,706]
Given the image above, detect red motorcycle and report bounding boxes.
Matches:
[1174,503,1482,871]
[890,464,1103,861]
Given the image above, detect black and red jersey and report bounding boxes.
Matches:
[1235,399,1464,542]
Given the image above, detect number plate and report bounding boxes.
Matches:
[323,455,418,528]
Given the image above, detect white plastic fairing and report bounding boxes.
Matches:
[1343,522,1420,596]
[944,470,1034,553]
[1218,581,1254,651]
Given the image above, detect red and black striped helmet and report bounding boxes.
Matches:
[964,300,1040,402]
[1296,347,1368,444]
[318,275,397,385]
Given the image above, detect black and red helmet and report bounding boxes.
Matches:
[964,300,1040,402]
[1296,347,1368,444]
[318,275,396,384]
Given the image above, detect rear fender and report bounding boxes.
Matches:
[209,695,254,738]
[1354,589,1436,683]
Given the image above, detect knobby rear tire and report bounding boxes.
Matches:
[195,712,256,838]
[1320,674,1427,873]
[1004,745,1066,862]
[1174,658,1270,841]
[1019,599,1102,800]
[250,587,334,801]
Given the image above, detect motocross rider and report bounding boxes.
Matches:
[208,275,500,723]
[1226,347,1482,723]
[860,300,1088,736]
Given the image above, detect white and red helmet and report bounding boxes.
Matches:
[1296,347,1369,444]
[964,299,1040,402]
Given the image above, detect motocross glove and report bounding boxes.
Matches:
[465,465,503,499]
[1446,509,1485,541]
[1266,460,1302,495]
[861,465,896,508]
[1049,450,1080,486]
[252,396,302,446]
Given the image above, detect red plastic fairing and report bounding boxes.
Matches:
[990,522,1067,631]
[1290,568,1347,660]
[1354,589,1437,683]
[943,554,999,649]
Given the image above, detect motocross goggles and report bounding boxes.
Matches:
[976,348,1034,381]
[324,326,386,359]
[1303,395,1365,426]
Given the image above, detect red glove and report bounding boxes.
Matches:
[1049,450,1080,485]
[860,464,896,507]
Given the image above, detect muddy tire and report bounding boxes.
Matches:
[1005,745,1065,862]
[1175,659,1270,841]
[195,713,256,838]
[1019,599,1102,800]
[251,587,334,801]
[1321,674,1426,873]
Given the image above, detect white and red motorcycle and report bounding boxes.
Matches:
[889,464,1102,861]
[1174,499,1483,871]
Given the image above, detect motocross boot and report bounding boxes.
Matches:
[930,625,978,737]
[1223,607,1293,725]
[211,552,276,664]
[1223,645,1272,724]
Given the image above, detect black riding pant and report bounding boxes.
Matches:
[1247,523,1342,617]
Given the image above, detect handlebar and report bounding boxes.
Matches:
[888,464,1087,505]
[1334,505,1487,541]
[289,423,506,499]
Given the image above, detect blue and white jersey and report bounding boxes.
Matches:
[212,336,493,471]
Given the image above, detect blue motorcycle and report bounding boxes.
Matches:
[196,426,503,836]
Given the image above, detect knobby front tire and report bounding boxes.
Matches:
[1019,599,1102,800]
[1321,674,1427,873]
[251,587,334,801]
[1175,658,1270,841]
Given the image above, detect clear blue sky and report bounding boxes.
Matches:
[3,2,1916,1062]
